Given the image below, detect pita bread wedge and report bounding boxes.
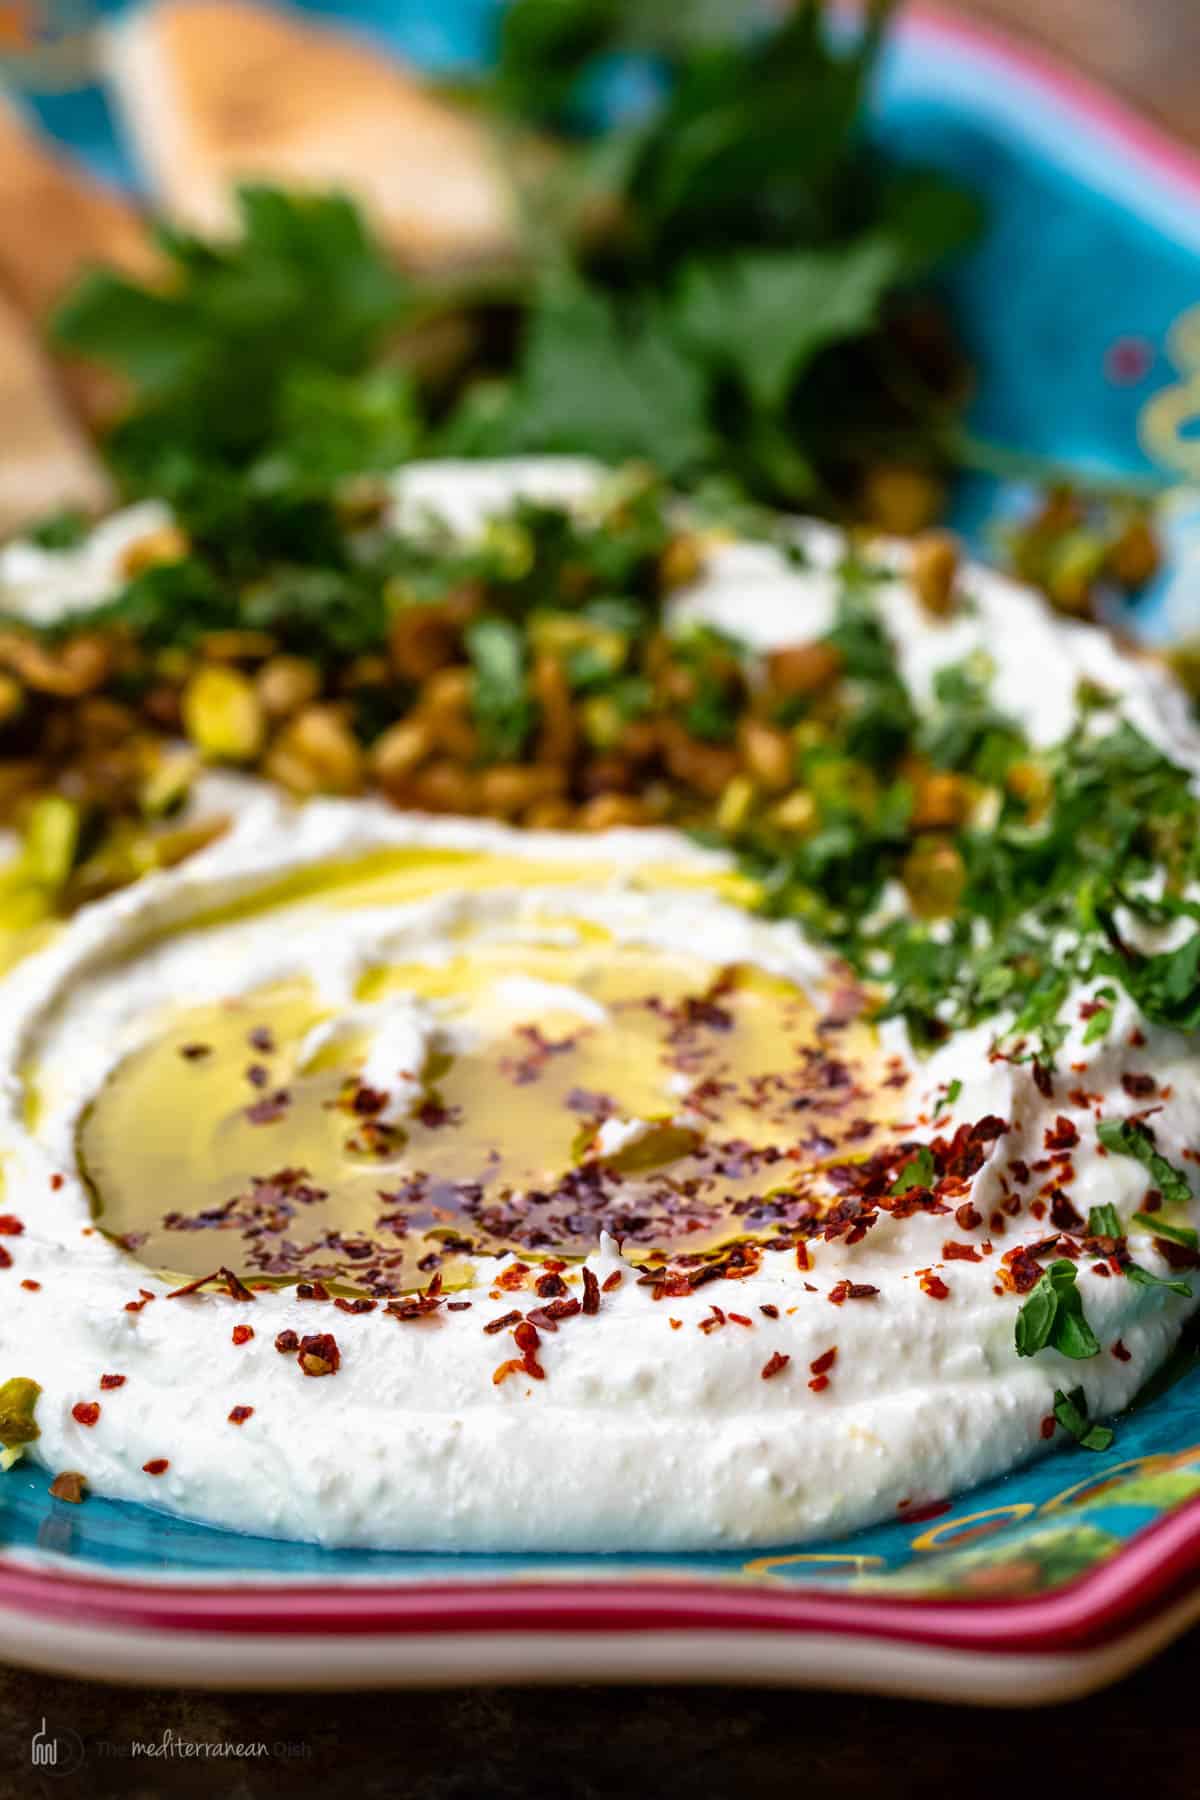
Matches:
[0,287,114,536]
[0,96,156,427]
[104,0,521,270]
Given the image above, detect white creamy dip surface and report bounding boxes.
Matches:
[0,459,1197,1552]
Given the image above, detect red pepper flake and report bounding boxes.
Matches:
[795,1243,811,1272]
[1111,1339,1132,1362]
[274,1329,299,1354]
[808,1373,829,1392]
[166,1266,256,1302]
[1121,1072,1157,1098]
[513,1320,540,1356]
[0,1247,11,1270]
[228,1405,254,1425]
[828,1281,878,1304]
[669,1317,682,1330]
[602,1270,623,1292]
[761,1351,790,1380]
[484,1310,522,1335]
[1032,1060,1054,1099]
[535,1271,567,1299]
[0,1214,24,1234]
[760,1303,780,1320]
[942,1240,981,1263]
[810,1347,838,1376]
[50,1173,65,1191]
[296,1281,330,1301]
[728,1312,753,1327]
[124,1288,156,1314]
[334,1297,377,1315]
[49,1471,87,1504]
[446,1300,472,1313]
[1044,1116,1079,1151]
[581,1267,600,1315]
[699,1304,726,1334]
[954,1203,982,1232]
[921,1273,950,1300]
[71,1401,99,1427]
[20,1279,40,1292]
[232,1324,254,1346]
[1040,1416,1056,1440]
[298,1333,340,1376]
[142,1458,169,1476]
[99,1374,126,1390]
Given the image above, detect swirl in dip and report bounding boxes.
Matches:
[0,461,1197,1550]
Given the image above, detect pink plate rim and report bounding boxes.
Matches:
[2,1494,1200,1656]
[900,2,1200,200]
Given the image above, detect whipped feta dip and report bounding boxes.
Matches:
[0,458,1196,1552]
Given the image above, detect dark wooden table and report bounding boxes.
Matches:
[2,2,1198,1790]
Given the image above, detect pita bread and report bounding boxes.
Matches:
[103,0,520,270]
[0,97,156,426]
[0,288,113,535]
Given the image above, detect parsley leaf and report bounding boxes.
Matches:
[1053,1386,1114,1453]
[1015,1260,1100,1361]
[1125,1263,1194,1299]
[890,1145,934,1196]
[673,239,900,411]
[510,281,714,476]
[466,617,537,763]
[1086,1203,1121,1239]
[1131,1211,1199,1249]
[1097,1118,1193,1209]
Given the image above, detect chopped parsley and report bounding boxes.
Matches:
[1053,1386,1114,1453]
[890,1146,935,1196]
[1131,1211,1199,1250]
[1086,1203,1121,1240]
[1097,1118,1193,1210]
[1015,1261,1100,1361]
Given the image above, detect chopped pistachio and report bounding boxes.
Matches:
[182,666,266,763]
[0,1376,41,1446]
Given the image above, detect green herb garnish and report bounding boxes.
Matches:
[1086,1203,1121,1240]
[890,1146,935,1196]
[1125,1264,1193,1299]
[1097,1119,1193,1209]
[1053,1386,1114,1453]
[1015,1261,1100,1361]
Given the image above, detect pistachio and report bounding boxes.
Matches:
[576,793,649,830]
[716,774,756,834]
[1106,515,1160,591]
[769,789,818,835]
[200,629,276,663]
[737,717,793,791]
[902,838,967,918]
[0,1376,41,1446]
[255,655,322,721]
[118,523,190,578]
[479,763,566,818]
[267,706,363,796]
[21,794,80,889]
[861,464,944,536]
[182,666,265,763]
[371,718,432,792]
[910,770,971,832]
[910,531,960,619]
[766,641,842,700]
[658,532,705,591]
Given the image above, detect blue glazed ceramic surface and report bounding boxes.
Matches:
[2,3,1200,1598]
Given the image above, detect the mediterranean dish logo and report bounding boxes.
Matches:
[29,1718,85,1776]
